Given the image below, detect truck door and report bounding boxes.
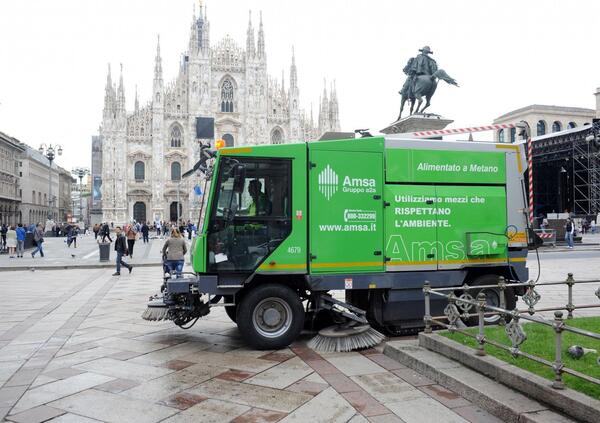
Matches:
[309,150,384,273]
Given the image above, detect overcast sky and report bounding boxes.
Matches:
[1,0,599,169]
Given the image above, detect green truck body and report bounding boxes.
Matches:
[164,136,530,348]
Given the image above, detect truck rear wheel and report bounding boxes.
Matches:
[225,306,237,323]
[237,284,304,350]
[463,274,516,326]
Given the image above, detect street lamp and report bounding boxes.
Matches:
[72,167,90,225]
[38,143,63,220]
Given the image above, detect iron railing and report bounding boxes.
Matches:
[423,274,600,389]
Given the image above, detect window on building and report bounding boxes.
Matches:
[222,133,234,147]
[536,120,546,136]
[170,125,182,147]
[568,122,577,129]
[220,78,234,112]
[38,192,41,205]
[271,128,283,144]
[43,193,46,205]
[498,129,505,143]
[510,127,516,143]
[32,191,36,204]
[134,161,145,181]
[171,162,181,181]
[552,121,562,133]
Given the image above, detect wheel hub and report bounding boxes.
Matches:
[262,307,282,327]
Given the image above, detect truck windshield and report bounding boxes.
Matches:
[206,157,292,273]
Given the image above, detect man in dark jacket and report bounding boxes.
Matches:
[101,222,112,242]
[113,227,132,276]
[141,222,149,243]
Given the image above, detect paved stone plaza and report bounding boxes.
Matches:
[0,235,598,422]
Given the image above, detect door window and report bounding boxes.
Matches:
[207,157,291,272]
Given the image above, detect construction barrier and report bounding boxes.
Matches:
[534,229,556,246]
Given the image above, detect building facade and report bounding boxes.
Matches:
[493,104,594,142]
[99,6,340,225]
[0,132,25,226]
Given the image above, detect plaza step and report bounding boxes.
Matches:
[383,339,577,423]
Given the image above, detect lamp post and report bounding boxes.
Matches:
[38,143,62,221]
[72,167,90,225]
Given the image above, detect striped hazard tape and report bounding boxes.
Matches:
[537,233,554,239]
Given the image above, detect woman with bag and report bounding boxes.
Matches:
[126,225,138,258]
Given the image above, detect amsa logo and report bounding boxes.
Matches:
[318,165,338,201]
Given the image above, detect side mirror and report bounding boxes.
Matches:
[232,165,246,193]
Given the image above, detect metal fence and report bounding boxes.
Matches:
[423,274,600,389]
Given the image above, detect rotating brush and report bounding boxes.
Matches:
[308,324,386,353]
[141,296,172,321]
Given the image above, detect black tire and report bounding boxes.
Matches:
[225,305,237,323]
[237,284,304,350]
[462,274,516,326]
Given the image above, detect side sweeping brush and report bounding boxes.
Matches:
[308,324,386,353]
[141,296,172,321]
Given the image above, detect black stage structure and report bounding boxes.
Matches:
[531,121,600,217]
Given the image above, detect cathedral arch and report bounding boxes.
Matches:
[271,127,284,144]
[171,162,181,181]
[133,202,147,223]
[134,161,145,181]
[219,76,236,113]
[170,123,183,147]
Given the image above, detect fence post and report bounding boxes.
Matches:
[498,276,507,326]
[423,281,432,334]
[566,273,575,320]
[476,292,486,356]
[552,311,565,389]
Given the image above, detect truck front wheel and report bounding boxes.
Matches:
[237,284,304,350]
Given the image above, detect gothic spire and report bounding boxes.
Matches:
[290,46,297,89]
[154,35,163,81]
[189,4,198,52]
[257,11,265,59]
[246,10,255,58]
[117,63,125,111]
[134,84,139,112]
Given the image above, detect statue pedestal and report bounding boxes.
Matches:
[380,114,454,135]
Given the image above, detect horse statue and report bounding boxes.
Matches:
[397,69,458,120]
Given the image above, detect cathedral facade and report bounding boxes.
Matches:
[99,5,340,225]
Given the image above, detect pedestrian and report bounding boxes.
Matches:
[141,221,149,243]
[93,223,99,240]
[162,228,187,278]
[592,220,597,235]
[565,218,575,249]
[66,226,74,248]
[6,226,17,258]
[162,223,169,238]
[31,224,45,257]
[126,224,137,258]
[113,227,133,276]
[0,223,7,251]
[16,223,26,258]
[156,221,161,238]
[101,222,112,242]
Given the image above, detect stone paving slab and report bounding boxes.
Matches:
[278,387,356,422]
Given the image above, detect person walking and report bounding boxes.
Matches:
[93,223,99,240]
[101,222,112,242]
[113,227,132,276]
[565,218,575,249]
[162,228,187,278]
[126,225,137,258]
[16,223,26,258]
[187,220,193,240]
[141,222,149,244]
[31,224,45,257]
[155,221,161,238]
[0,223,7,252]
[6,226,17,258]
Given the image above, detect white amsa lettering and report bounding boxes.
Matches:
[342,176,376,194]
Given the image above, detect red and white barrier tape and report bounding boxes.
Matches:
[527,137,534,224]
[412,123,516,138]
[537,233,554,239]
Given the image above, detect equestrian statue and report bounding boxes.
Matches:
[397,46,458,120]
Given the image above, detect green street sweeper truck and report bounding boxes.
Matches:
[143,135,531,350]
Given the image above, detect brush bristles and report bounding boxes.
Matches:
[308,327,385,352]
[141,307,171,321]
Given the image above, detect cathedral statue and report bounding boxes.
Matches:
[397,46,458,120]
